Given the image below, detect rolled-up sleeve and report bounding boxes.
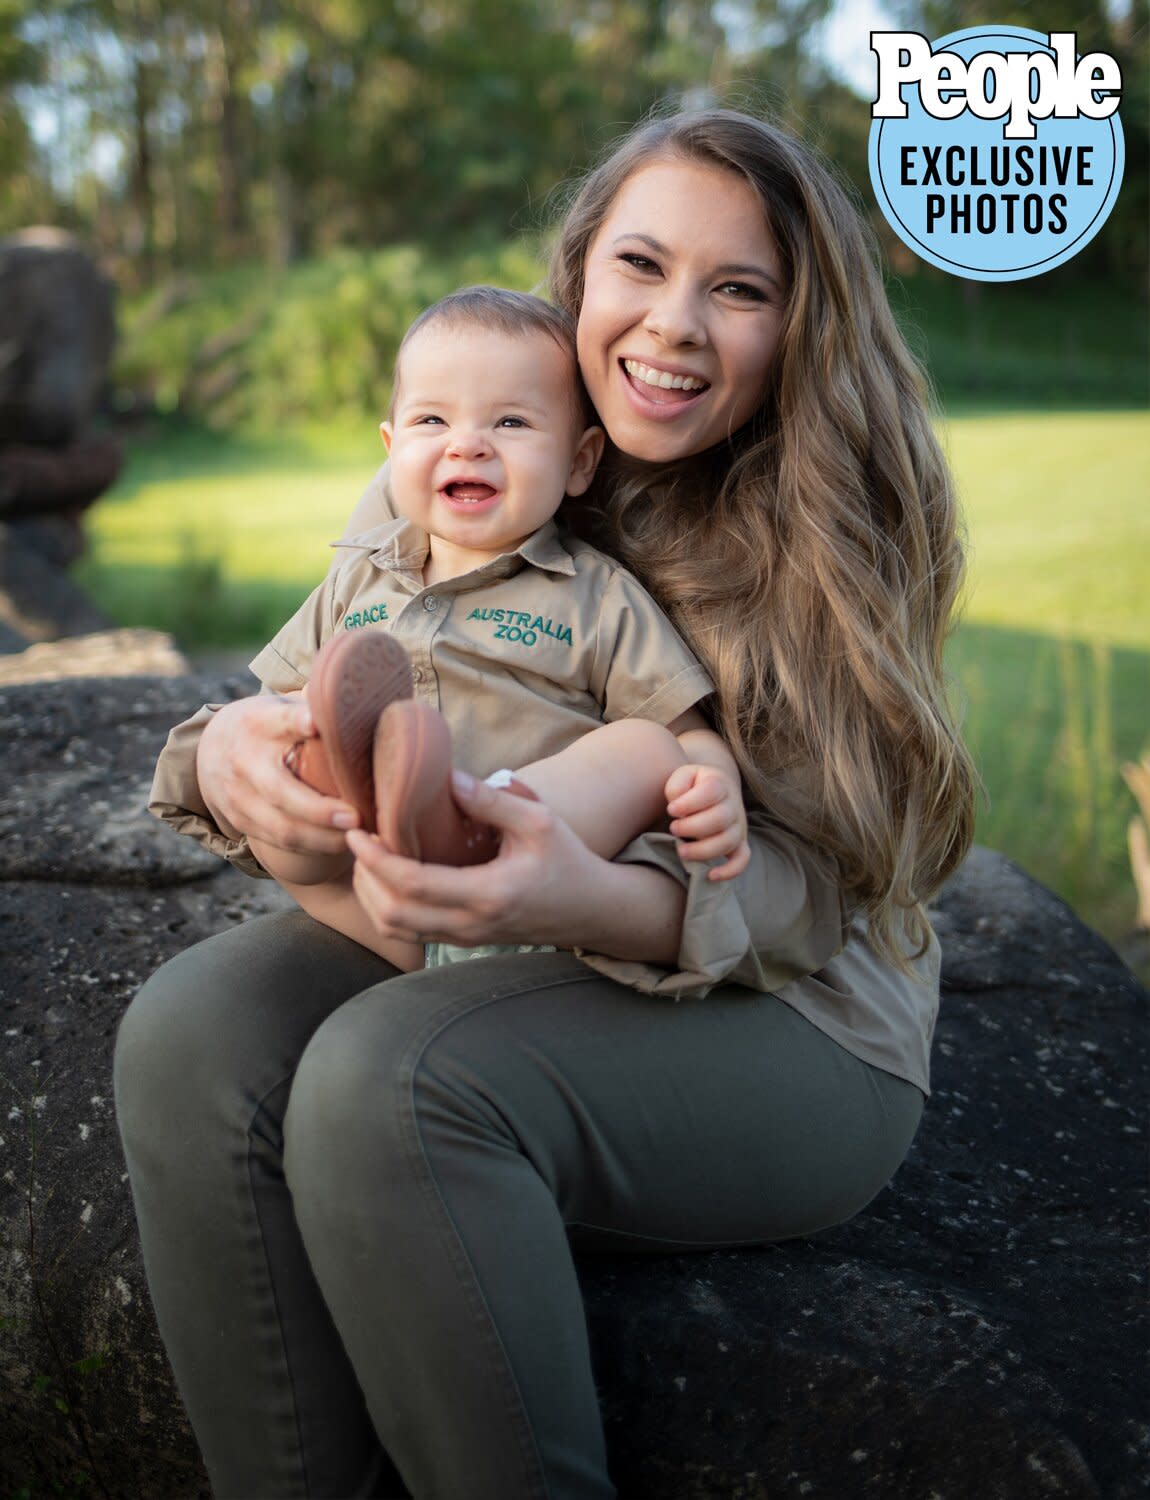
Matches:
[149,566,346,876]
[148,704,269,877]
[575,812,848,998]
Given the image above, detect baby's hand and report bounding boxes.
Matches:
[664,764,750,882]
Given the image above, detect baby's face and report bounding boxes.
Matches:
[382,324,601,574]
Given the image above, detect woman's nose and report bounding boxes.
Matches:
[643,282,706,347]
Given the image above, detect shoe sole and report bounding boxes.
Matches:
[373,701,452,860]
[290,632,413,826]
[374,702,540,865]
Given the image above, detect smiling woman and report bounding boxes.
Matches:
[575,158,785,461]
[116,107,978,1500]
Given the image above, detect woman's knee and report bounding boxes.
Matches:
[284,967,533,1201]
[285,986,418,1168]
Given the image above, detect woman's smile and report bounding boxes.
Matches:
[577,156,786,462]
[618,356,711,418]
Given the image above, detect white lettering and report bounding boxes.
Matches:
[872,30,1122,140]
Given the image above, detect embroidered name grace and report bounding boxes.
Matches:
[343,602,391,630]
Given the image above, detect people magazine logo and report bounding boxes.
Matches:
[868,27,1125,281]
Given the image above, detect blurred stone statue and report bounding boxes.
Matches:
[0,228,122,649]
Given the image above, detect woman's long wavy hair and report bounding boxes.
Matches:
[550,109,978,968]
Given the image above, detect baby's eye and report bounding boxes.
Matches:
[497,415,528,428]
[414,414,445,426]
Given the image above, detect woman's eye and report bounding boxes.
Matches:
[619,252,658,272]
[718,281,767,302]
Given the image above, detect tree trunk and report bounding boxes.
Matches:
[128,54,155,283]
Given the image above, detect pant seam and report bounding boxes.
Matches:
[247,1074,314,1499]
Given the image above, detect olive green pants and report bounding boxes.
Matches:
[114,910,923,1500]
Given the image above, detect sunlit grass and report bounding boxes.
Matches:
[943,408,1150,952]
[943,409,1149,649]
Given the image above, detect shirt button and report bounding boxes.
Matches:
[423,595,439,612]
[411,667,424,684]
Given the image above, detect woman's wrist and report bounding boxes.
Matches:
[562,852,687,966]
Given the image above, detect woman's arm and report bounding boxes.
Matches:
[346,769,845,995]
[347,771,688,966]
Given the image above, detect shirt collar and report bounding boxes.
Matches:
[331,516,578,580]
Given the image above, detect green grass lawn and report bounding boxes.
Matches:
[77,409,1150,956]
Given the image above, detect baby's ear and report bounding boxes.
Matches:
[566,425,605,497]
[379,421,393,453]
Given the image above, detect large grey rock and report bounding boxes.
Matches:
[0,229,117,448]
[0,519,114,647]
[0,673,240,883]
[0,626,190,686]
[1,675,1146,1499]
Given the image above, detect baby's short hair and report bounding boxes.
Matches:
[392,286,594,428]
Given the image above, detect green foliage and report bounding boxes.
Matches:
[3,0,840,274]
[113,248,1148,436]
[889,270,1148,410]
[115,241,547,428]
[950,627,1148,945]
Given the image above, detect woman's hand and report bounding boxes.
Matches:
[346,770,687,963]
[196,694,360,857]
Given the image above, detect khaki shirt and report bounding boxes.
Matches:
[249,515,713,779]
[151,465,940,1095]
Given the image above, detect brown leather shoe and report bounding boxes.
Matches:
[373,700,538,865]
[286,632,413,826]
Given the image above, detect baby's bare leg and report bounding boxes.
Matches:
[281,871,424,972]
[514,720,686,860]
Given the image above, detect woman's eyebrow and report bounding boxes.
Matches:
[612,233,782,293]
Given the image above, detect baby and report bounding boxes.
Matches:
[249,287,748,971]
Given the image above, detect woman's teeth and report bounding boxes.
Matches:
[623,360,707,392]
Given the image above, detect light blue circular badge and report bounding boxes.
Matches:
[868,26,1125,281]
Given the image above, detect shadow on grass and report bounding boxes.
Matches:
[74,553,314,650]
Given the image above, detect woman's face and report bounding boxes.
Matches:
[576,156,786,464]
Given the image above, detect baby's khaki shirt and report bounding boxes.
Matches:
[151,475,940,1095]
[252,515,712,781]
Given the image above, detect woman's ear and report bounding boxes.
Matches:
[566,425,605,497]
[379,421,393,452]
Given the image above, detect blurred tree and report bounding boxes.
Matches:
[0,0,45,228]
[4,0,863,279]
